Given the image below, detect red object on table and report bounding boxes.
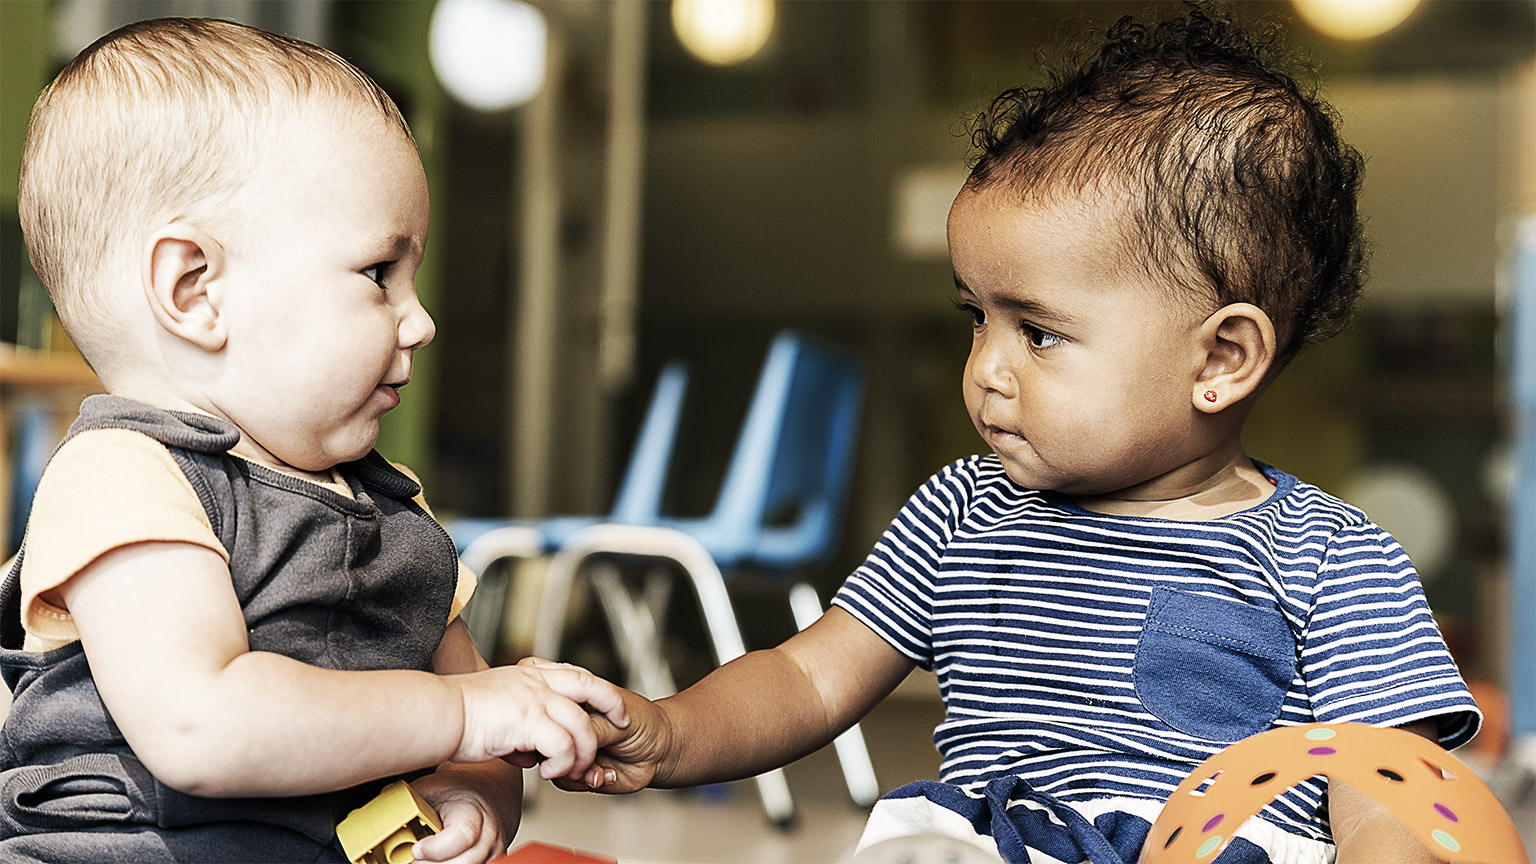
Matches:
[492,840,617,863]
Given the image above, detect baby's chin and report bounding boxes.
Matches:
[280,436,378,474]
[994,459,1116,499]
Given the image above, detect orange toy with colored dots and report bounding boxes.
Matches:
[1141,723,1528,864]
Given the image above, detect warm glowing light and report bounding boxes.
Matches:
[1291,0,1423,41]
[429,0,548,111]
[671,0,775,66]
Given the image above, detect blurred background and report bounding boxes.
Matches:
[1,0,1534,861]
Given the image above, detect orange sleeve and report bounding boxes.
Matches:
[19,428,227,651]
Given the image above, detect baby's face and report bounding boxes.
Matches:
[208,103,434,473]
[947,184,1214,500]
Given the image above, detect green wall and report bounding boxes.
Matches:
[339,0,447,485]
[1,1,51,211]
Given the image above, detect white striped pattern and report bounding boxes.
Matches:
[834,455,1480,846]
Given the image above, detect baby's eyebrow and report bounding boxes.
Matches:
[955,274,1078,328]
[370,233,423,259]
[996,296,1077,327]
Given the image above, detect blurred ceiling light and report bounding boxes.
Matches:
[429,0,548,111]
[1291,0,1422,41]
[671,0,775,66]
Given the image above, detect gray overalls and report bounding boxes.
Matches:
[0,395,458,862]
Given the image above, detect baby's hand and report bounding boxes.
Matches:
[546,682,672,795]
[406,775,507,864]
[450,660,628,782]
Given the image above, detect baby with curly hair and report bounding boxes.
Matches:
[561,7,1479,863]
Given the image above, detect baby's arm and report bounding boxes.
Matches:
[1327,719,1440,864]
[579,606,914,792]
[63,541,627,798]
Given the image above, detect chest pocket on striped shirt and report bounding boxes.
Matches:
[1133,588,1296,743]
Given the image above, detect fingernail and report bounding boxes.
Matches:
[605,768,617,784]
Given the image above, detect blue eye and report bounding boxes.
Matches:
[1024,324,1064,349]
[952,299,985,328]
[363,263,390,289]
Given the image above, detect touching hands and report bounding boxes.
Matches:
[511,666,672,795]
[450,658,629,781]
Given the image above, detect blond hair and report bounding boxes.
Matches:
[17,17,412,367]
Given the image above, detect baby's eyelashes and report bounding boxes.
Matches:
[362,262,392,288]
[1023,324,1065,349]
[952,298,986,328]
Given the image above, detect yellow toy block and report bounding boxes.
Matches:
[337,780,443,864]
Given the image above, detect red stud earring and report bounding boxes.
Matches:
[1203,390,1218,403]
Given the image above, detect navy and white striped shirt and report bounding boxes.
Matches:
[833,455,1480,842]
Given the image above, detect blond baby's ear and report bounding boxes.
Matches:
[1192,303,1277,413]
[143,224,227,351]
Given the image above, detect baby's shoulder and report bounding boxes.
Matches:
[1258,467,1373,534]
[43,426,189,491]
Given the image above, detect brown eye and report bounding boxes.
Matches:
[1023,323,1065,349]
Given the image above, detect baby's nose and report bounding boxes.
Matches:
[401,303,436,350]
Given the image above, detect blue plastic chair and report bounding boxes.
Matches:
[531,329,876,825]
[8,401,54,554]
[448,360,691,654]
[1510,221,1536,760]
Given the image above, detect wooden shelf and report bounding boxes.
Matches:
[0,347,98,389]
[0,346,102,554]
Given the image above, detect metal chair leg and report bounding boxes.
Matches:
[589,563,678,699]
[458,525,545,656]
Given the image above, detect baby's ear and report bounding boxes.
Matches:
[1193,303,1277,413]
[142,224,227,351]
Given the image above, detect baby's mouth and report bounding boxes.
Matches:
[984,423,1027,445]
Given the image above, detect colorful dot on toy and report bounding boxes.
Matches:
[1432,830,1462,853]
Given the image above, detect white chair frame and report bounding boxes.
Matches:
[532,522,882,826]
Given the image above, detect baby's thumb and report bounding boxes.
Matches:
[411,821,472,862]
[589,709,629,748]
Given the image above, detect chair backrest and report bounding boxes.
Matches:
[696,330,864,569]
[608,360,690,524]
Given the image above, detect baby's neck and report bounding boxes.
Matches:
[1070,457,1275,521]
[227,444,346,489]
[105,383,344,489]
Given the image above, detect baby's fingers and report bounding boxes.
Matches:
[528,698,600,779]
[589,708,629,748]
[550,763,617,793]
[537,694,602,777]
[522,715,578,779]
[410,821,474,863]
[526,661,629,729]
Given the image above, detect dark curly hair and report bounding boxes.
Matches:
[966,4,1366,360]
